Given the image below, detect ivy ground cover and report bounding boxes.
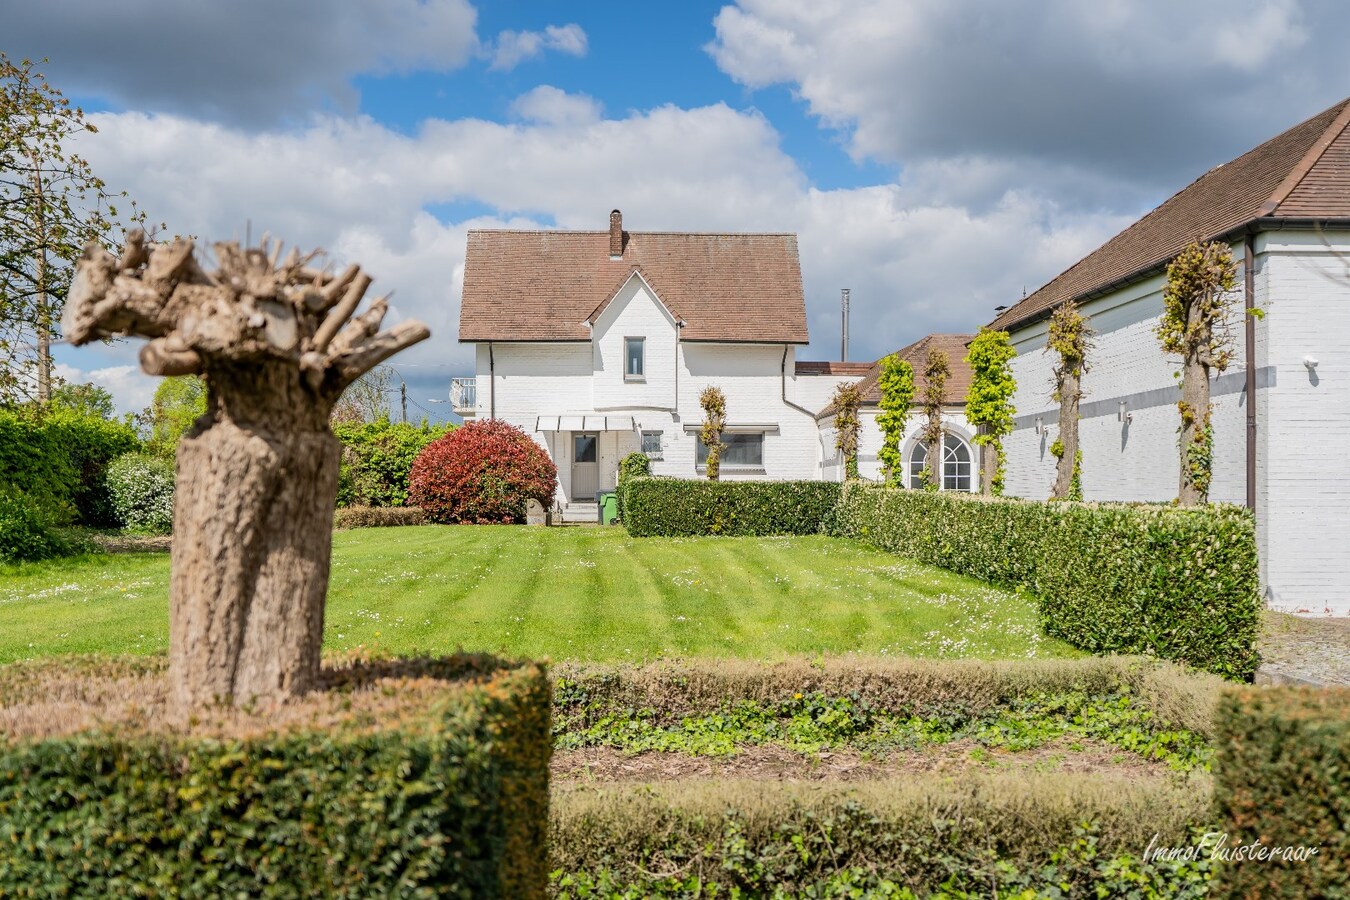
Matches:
[0,525,1074,664]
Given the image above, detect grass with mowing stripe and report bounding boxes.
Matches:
[0,525,1074,663]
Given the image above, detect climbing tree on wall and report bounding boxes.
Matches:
[875,353,915,485]
[964,328,1017,495]
[1047,301,1092,501]
[1157,240,1239,506]
[919,348,950,491]
[698,385,726,481]
[831,380,864,480]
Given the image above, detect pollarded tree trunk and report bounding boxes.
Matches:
[977,425,998,495]
[1178,338,1212,506]
[63,231,428,708]
[170,366,340,707]
[1052,369,1080,500]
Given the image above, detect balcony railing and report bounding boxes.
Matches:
[450,377,477,416]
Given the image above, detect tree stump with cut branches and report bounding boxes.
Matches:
[63,231,429,708]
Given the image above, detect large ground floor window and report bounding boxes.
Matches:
[908,433,973,491]
[696,432,764,468]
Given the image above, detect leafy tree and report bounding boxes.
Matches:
[875,353,915,485]
[331,364,393,424]
[698,385,726,481]
[918,348,950,491]
[1157,240,1238,505]
[143,375,207,457]
[831,380,864,480]
[964,328,1017,495]
[49,380,115,419]
[0,54,147,403]
[1047,301,1093,501]
[332,417,451,508]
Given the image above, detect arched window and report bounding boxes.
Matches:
[908,434,974,491]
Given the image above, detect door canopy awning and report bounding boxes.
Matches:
[536,414,637,432]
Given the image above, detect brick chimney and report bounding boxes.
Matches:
[609,209,623,259]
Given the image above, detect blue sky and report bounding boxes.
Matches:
[9,0,1350,419]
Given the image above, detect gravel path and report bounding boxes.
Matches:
[1257,612,1350,686]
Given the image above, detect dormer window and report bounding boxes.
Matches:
[625,337,645,381]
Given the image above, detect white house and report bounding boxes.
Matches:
[817,334,980,490]
[456,211,862,519]
[992,97,1350,616]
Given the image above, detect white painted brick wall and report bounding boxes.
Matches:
[1258,231,1350,614]
[1001,230,1350,615]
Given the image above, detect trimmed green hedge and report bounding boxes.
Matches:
[1211,686,1349,897]
[834,484,1262,680]
[552,775,1213,898]
[0,407,138,528]
[0,656,552,898]
[623,477,842,537]
[614,452,650,523]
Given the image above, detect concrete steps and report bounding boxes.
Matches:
[559,502,599,524]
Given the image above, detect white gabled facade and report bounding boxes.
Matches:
[463,271,857,507]
[1001,229,1350,616]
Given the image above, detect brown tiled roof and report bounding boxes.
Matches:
[460,229,808,343]
[990,97,1350,333]
[794,360,874,376]
[818,333,975,417]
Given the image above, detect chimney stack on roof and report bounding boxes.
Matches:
[609,209,623,259]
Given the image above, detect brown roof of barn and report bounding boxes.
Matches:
[459,227,809,343]
[794,360,874,376]
[990,97,1350,333]
[818,333,975,418]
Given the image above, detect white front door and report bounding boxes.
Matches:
[571,432,598,500]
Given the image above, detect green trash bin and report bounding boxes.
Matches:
[598,491,618,525]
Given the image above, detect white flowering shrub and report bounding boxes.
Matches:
[106,452,175,534]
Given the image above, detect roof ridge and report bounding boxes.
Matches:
[466,228,798,237]
[1264,98,1350,215]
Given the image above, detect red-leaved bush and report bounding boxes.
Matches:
[409,420,557,524]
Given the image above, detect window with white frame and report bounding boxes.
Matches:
[640,430,663,459]
[624,337,645,380]
[908,434,973,491]
[696,432,764,468]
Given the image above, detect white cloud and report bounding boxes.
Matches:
[5,0,479,125]
[709,0,1338,208]
[488,23,589,71]
[510,86,603,127]
[61,93,1129,420]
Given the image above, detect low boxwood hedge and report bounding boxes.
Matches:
[834,484,1262,680]
[623,477,842,537]
[1211,686,1349,897]
[552,774,1213,898]
[0,655,552,898]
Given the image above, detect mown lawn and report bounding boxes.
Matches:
[0,526,1075,663]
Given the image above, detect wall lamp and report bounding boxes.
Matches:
[1034,416,1045,435]
[1117,401,1132,424]
[1303,355,1319,371]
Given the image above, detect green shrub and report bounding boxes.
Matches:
[552,656,1224,743]
[333,418,452,508]
[552,776,1213,898]
[0,406,138,527]
[1211,686,1348,897]
[0,655,552,898]
[334,505,426,529]
[105,452,175,534]
[0,485,72,562]
[834,484,1261,679]
[614,451,650,522]
[623,477,842,537]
